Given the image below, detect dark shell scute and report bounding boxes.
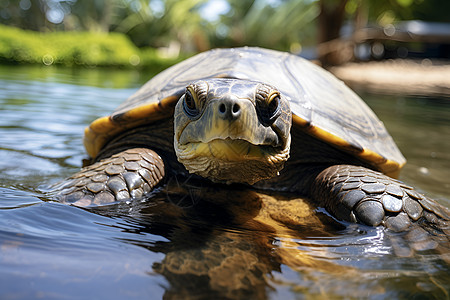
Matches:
[384,213,411,232]
[105,164,124,175]
[122,153,142,161]
[124,161,140,171]
[400,183,414,190]
[94,191,115,205]
[333,203,354,222]
[59,186,76,195]
[418,197,437,213]
[334,176,348,184]
[385,184,403,198]
[138,168,152,183]
[423,211,438,224]
[83,170,97,177]
[350,171,367,177]
[142,153,157,164]
[72,195,94,207]
[92,174,108,183]
[403,197,423,221]
[355,200,384,226]
[345,177,361,183]
[126,148,144,154]
[75,178,90,187]
[71,172,85,179]
[64,191,84,203]
[331,183,343,195]
[107,176,127,194]
[116,190,131,201]
[123,172,144,191]
[418,197,450,220]
[381,194,403,212]
[86,182,105,193]
[116,190,130,201]
[360,177,377,183]
[143,183,151,193]
[341,181,361,191]
[130,189,143,199]
[111,157,125,165]
[361,183,385,194]
[139,160,155,171]
[405,189,422,200]
[342,190,366,210]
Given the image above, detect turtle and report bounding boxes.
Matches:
[52,47,449,234]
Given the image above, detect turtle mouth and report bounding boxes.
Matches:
[182,138,280,161]
[174,136,290,185]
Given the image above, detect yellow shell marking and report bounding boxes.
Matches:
[292,114,403,178]
[84,96,178,158]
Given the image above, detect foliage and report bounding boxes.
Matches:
[346,0,450,24]
[209,0,320,51]
[0,0,321,52]
[0,24,184,68]
[0,0,447,67]
[113,0,210,50]
[0,0,211,51]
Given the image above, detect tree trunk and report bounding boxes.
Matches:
[317,0,349,66]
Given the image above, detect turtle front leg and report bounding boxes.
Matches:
[51,148,165,206]
[311,165,449,233]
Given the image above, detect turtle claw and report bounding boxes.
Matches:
[313,165,450,234]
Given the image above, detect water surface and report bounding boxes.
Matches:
[0,64,449,299]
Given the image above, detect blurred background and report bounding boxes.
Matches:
[1,0,449,68]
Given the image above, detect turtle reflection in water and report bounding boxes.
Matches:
[51,47,449,294]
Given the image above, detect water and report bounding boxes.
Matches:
[0,64,449,299]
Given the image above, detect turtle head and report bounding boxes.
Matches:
[174,78,291,185]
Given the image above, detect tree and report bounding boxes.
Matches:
[210,0,319,51]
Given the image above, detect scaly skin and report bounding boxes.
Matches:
[53,148,165,206]
[311,164,449,255]
[312,165,449,229]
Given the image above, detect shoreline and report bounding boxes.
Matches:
[329,59,450,98]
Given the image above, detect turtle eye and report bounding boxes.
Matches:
[183,88,200,117]
[185,89,196,110]
[267,93,280,116]
[257,91,281,126]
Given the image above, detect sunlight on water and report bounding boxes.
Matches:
[363,94,450,205]
[0,65,449,299]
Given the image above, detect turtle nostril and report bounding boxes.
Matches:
[219,103,226,114]
[218,100,241,120]
[232,103,240,114]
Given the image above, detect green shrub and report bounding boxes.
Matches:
[139,47,187,72]
[0,25,184,69]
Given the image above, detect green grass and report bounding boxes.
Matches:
[0,25,185,69]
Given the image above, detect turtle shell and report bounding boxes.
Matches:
[84,47,405,177]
